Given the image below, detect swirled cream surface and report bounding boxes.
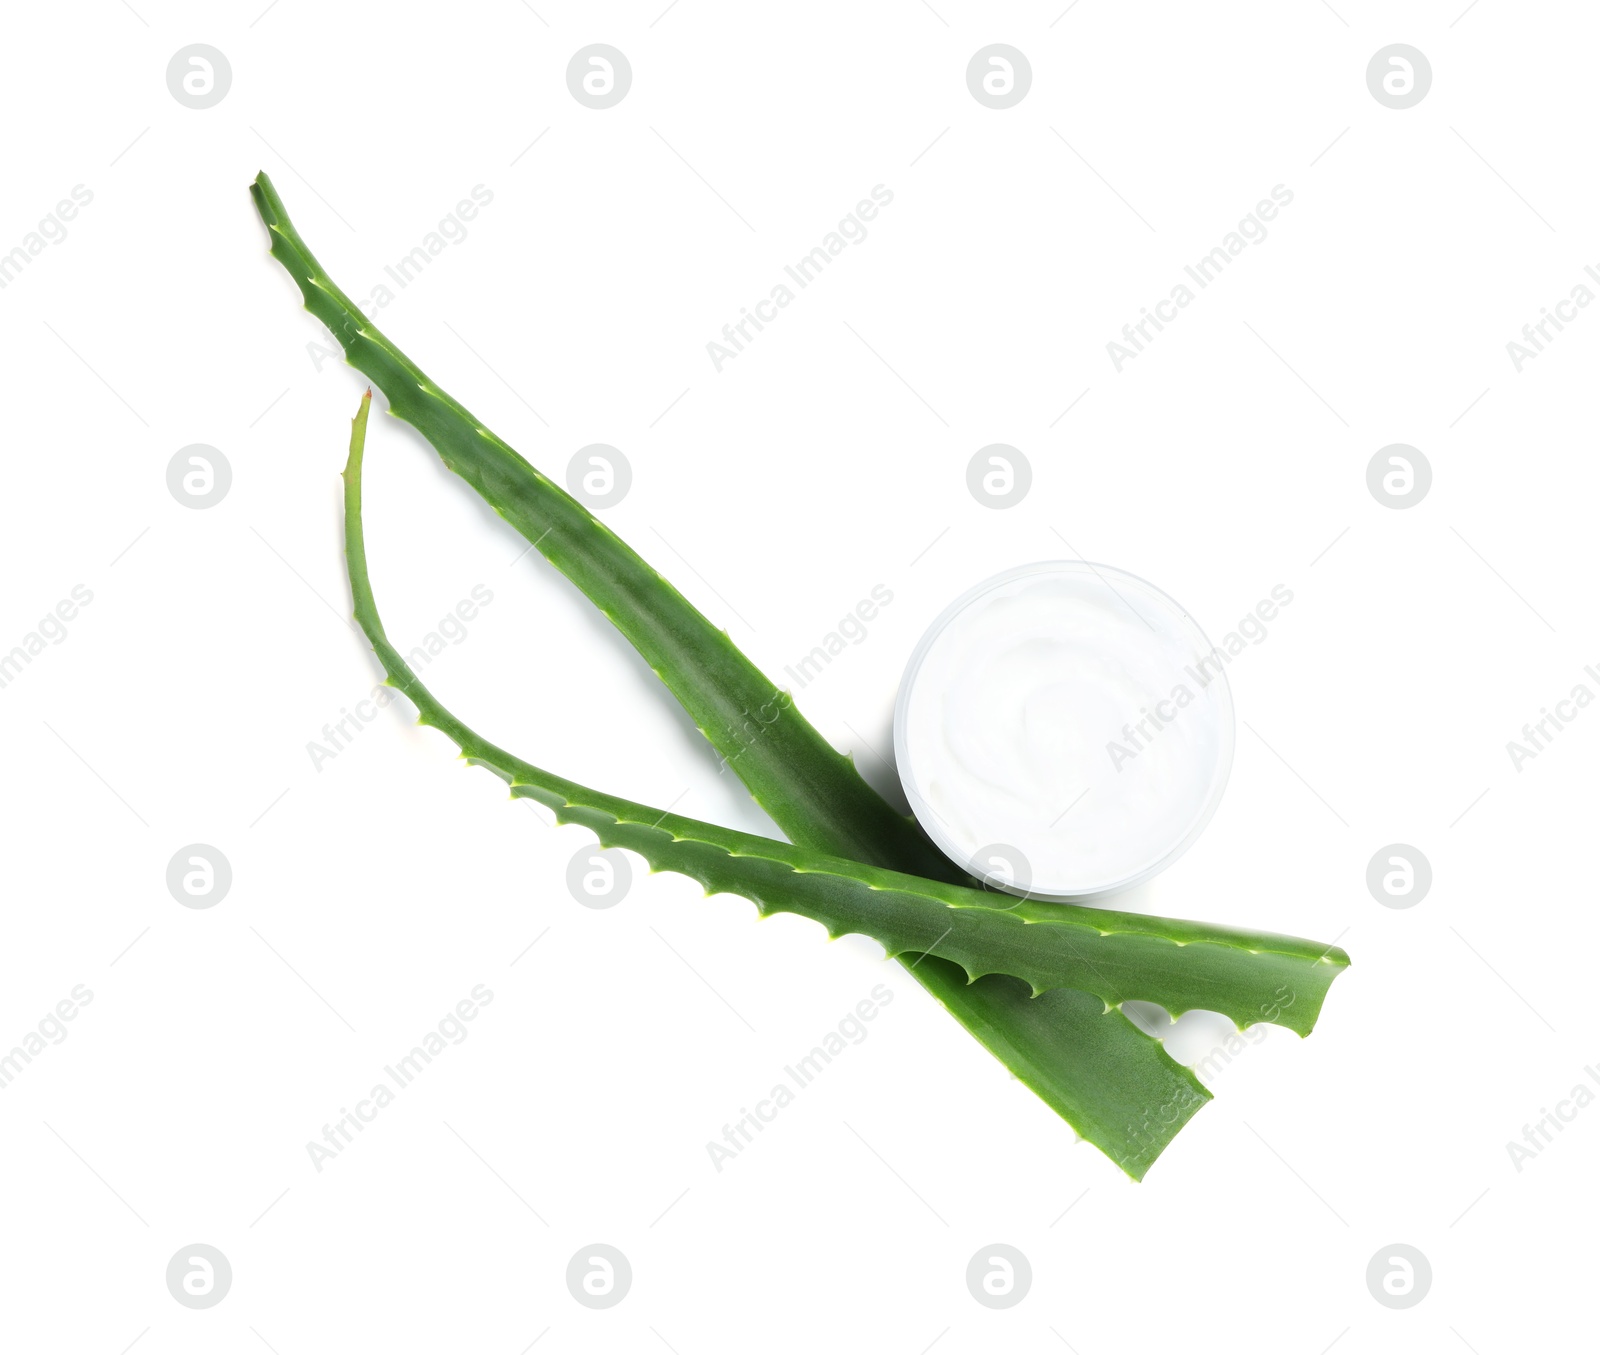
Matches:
[894,562,1234,899]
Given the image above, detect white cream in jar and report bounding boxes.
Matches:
[893,561,1234,899]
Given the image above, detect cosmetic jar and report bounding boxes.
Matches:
[893,561,1234,900]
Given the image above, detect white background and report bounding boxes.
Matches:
[1,1,1595,1350]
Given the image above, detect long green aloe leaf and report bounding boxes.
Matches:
[343,392,1348,1032]
[255,172,1210,1177]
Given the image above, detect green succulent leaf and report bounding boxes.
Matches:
[342,392,1346,1031]
[253,174,1215,1178]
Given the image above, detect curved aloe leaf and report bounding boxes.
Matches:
[344,393,1348,1033]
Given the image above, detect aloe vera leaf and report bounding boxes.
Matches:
[341,394,1347,1033]
[254,174,1204,1176]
